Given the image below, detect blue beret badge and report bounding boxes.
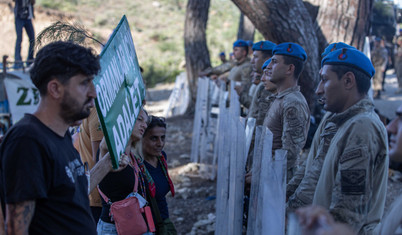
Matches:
[321,48,375,78]
[252,41,276,52]
[321,42,355,57]
[273,42,307,61]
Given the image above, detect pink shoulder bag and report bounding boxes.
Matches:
[98,156,152,235]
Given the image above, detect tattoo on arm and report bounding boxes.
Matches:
[6,201,35,235]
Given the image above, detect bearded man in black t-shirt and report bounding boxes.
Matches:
[0,41,107,234]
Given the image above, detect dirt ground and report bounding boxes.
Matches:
[163,115,216,234]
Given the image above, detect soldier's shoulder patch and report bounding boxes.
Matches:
[340,169,366,195]
[285,106,298,119]
[340,148,364,164]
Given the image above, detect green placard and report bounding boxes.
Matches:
[93,15,145,169]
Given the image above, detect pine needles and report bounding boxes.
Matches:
[35,21,104,51]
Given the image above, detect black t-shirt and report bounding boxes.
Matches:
[98,165,136,223]
[144,159,170,220]
[0,114,96,235]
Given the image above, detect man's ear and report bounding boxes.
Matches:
[287,64,295,75]
[243,49,248,57]
[342,71,356,90]
[47,78,64,99]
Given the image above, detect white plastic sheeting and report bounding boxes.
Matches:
[164,72,190,117]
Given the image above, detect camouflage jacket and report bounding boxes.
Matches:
[371,46,388,69]
[239,81,255,109]
[228,58,252,84]
[263,86,310,182]
[287,98,388,235]
[248,83,276,126]
[210,61,234,76]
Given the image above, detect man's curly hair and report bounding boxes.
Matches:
[30,41,100,95]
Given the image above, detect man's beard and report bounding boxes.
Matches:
[59,91,92,124]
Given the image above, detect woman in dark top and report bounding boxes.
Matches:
[97,108,151,235]
[138,116,177,234]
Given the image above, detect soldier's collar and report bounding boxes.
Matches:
[235,57,250,65]
[327,98,374,126]
[276,86,300,99]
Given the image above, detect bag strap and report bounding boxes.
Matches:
[97,185,111,204]
[129,153,139,193]
[97,153,139,203]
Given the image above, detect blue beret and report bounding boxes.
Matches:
[321,42,356,57]
[247,40,253,46]
[252,41,276,51]
[375,37,382,42]
[233,40,248,48]
[262,58,272,70]
[219,52,225,57]
[321,48,375,78]
[273,42,307,61]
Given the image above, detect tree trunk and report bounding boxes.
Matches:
[313,0,373,52]
[231,0,373,112]
[231,0,320,111]
[184,0,211,104]
[237,13,255,41]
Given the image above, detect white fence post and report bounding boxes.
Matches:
[190,77,209,163]
[245,118,256,165]
[261,148,287,234]
[229,80,241,117]
[199,80,221,179]
[227,115,246,235]
[212,83,226,179]
[246,126,287,235]
[247,126,273,234]
[215,84,230,235]
[215,80,247,235]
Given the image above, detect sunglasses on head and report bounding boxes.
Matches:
[148,115,166,125]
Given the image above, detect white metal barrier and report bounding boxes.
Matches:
[190,77,287,234]
[247,127,287,235]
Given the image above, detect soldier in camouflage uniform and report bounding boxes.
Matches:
[237,71,258,109]
[237,41,276,109]
[249,58,277,126]
[221,40,252,112]
[262,43,310,183]
[199,52,234,78]
[287,47,388,234]
[286,42,355,196]
[226,40,252,86]
[394,36,402,94]
[371,37,388,98]
[245,59,277,175]
[296,104,402,235]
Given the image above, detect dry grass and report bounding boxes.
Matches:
[0,0,256,87]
